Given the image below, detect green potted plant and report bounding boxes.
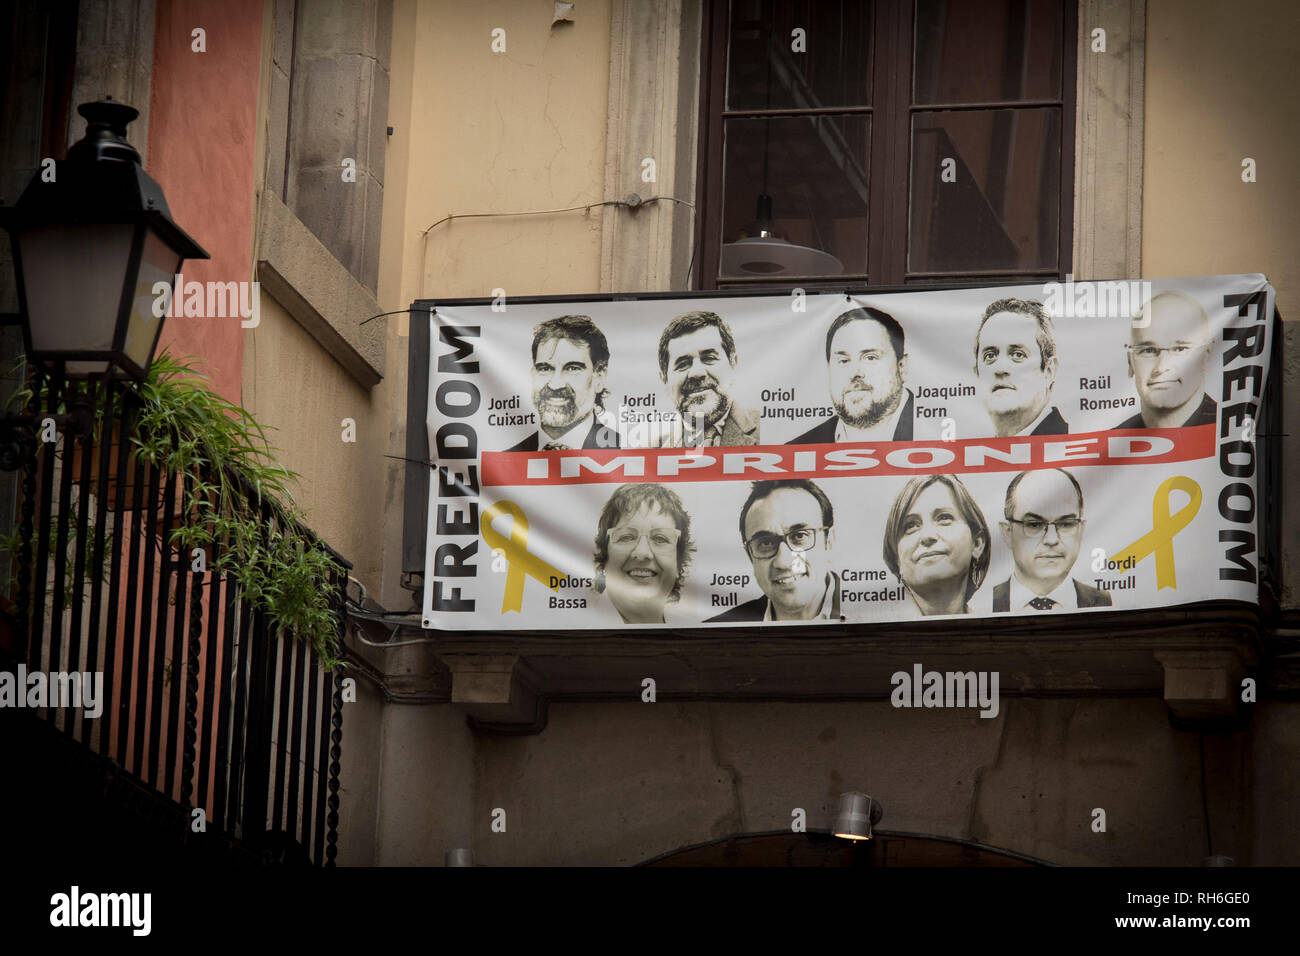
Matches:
[2,352,346,668]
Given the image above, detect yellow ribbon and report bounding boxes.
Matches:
[480,501,562,613]
[1111,476,1202,590]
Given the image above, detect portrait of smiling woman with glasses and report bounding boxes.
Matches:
[591,484,696,625]
[883,475,991,617]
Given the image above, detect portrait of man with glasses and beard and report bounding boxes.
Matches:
[788,307,915,445]
[506,315,621,452]
[655,311,760,448]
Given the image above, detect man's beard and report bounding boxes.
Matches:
[537,385,580,428]
[834,378,902,429]
[676,376,727,428]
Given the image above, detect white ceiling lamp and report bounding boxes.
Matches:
[720,72,843,278]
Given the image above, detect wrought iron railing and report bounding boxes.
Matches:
[4,370,348,865]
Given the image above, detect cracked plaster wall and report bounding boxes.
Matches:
[465,699,1274,866]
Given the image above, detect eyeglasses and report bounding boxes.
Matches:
[744,527,828,560]
[607,526,680,554]
[1006,517,1083,538]
[1126,344,1202,361]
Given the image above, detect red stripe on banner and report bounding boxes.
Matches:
[479,426,1215,487]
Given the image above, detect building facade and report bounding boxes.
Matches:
[2,0,1297,867]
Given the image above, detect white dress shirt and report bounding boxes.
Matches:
[1009,571,1079,610]
[762,572,838,621]
[540,412,597,449]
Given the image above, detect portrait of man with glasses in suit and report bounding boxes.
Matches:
[993,468,1111,612]
[1116,292,1218,429]
[707,478,840,623]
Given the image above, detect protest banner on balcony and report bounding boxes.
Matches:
[421,275,1274,630]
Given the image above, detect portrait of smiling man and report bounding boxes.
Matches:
[1116,292,1218,429]
[974,298,1068,437]
[656,311,759,447]
[993,468,1111,612]
[707,478,840,623]
[789,307,915,444]
[507,315,620,452]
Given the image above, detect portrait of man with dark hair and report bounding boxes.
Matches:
[789,307,915,444]
[974,298,1069,437]
[507,315,621,452]
[656,310,759,447]
[707,478,840,623]
[992,468,1111,612]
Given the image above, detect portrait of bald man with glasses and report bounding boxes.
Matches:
[707,478,841,623]
[992,468,1111,612]
[1116,292,1218,429]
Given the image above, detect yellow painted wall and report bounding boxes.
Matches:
[242,293,386,588]
[393,0,612,315]
[1143,0,1300,315]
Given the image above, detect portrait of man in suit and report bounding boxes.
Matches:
[788,307,914,444]
[993,468,1111,612]
[1115,291,1217,429]
[974,298,1069,437]
[656,311,759,447]
[506,315,620,452]
[707,478,840,623]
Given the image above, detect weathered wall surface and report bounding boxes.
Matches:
[357,0,1300,868]
[241,293,385,587]
[149,0,262,401]
[1143,0,1300,606]
[397,0,612,306]
[458,700,1270,866]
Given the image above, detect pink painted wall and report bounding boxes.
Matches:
[147,0,261,402]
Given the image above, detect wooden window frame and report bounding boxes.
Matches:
[693,0,1078,290]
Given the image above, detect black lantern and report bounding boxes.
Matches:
[0,98,208,381]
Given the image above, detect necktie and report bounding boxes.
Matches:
[1028,596,1056,610]
[543,441,568,451]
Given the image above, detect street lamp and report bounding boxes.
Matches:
[1,97,208,381]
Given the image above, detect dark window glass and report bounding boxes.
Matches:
[699,0,1073,287]
[913,0,1063,104]
[720,115,870,277]
[727,0,874,110]
[908,108,1061,273]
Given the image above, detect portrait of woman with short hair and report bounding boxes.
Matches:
[591,483,696,624]
[883,475,991,616]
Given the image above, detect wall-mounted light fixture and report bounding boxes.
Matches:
[833,791,883,841]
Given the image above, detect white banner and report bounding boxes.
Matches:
[422,276,1273,630]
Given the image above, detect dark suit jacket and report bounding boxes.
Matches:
[787,391,914,445]
[1028,406,1069,436]
[660,403,761,447]
[992,578,1112,612]
[717,404,760,446]
[706,572,842,622]
[506,415,621,452]
[1114,393,1217,430]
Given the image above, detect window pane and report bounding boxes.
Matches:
[720,115,870,278]
[908,108,1060,274]
[913,0,1063,104]
[727,0,873,110]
